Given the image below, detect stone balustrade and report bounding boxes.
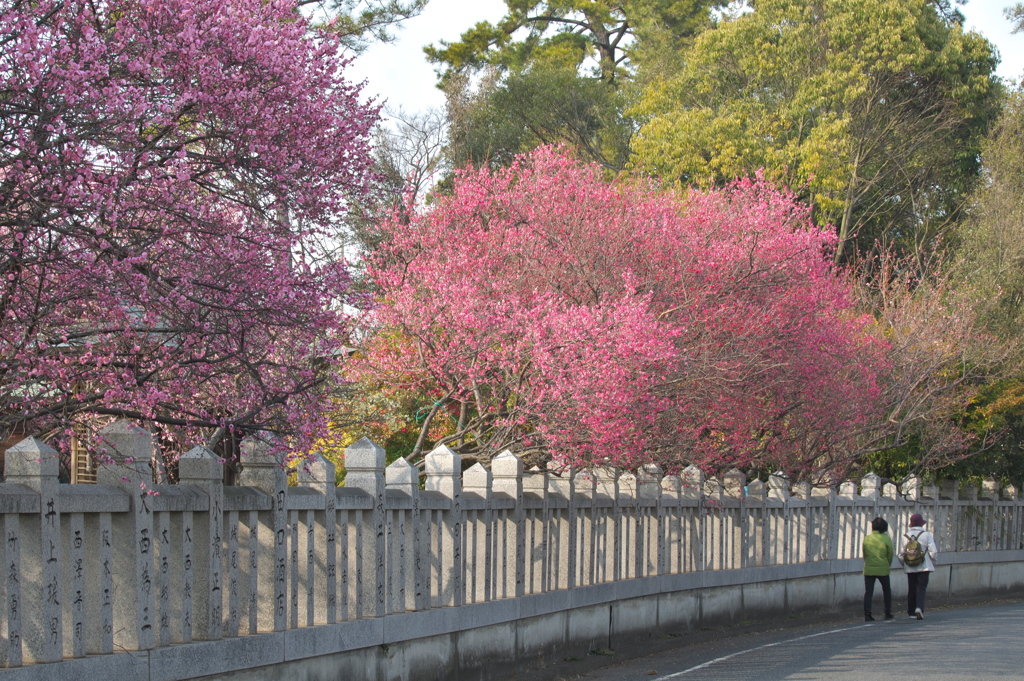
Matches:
[1,420,1022,671]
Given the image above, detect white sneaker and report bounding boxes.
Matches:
[915,608,923,620]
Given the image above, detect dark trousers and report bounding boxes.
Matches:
[864,575,892,617]
[907,571,930,614]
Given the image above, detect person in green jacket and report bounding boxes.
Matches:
[863,517,895,621]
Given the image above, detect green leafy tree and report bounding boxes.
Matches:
[427,1,719,172]
[632,0,1000,264]
[302,0,429,53]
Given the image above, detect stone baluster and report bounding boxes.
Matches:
[237,432,288,632]
[492,450,524,599]
[298,453,336,625]
[5,437,62,663]
[178,445,224,641]
[96,420,156,651]
[425,445,461,607]
[386,458,420,612]
[344,438,386,619]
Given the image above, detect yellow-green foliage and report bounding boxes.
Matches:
[631,0,998,258]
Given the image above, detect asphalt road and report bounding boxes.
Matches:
[561,602,1024,681]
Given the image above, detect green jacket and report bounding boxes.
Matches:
[863,531,895,576]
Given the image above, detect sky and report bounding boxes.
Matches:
[345,0,1024,115]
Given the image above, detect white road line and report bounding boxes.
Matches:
[654,623,876,679]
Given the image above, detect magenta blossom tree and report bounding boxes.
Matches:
[355,147,887,478]
[1,0,377,456]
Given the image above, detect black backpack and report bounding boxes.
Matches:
[903,531,926,567]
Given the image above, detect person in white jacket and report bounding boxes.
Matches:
[899,513,938,619]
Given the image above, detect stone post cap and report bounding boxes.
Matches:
[768,472,790,501]
[960,484,978,500]
[940,479,958,499]
[746,479,767,501]
[704,477,724,501]
[982,477,1000,501]
[899,475,921,501]
[838,481,857,499]
[922,482,940,500]
[463,462,491,494]
[97,419,153,468]
[573,469,596,495]
[637,464,662,499]
[661,475,682,494]
[882,482,899,499]
[424,444,460,476]
[178,445,224,483]
[297,453,336,489]
[97,419,152,455]
[859,472,882,499]
[723,468,746,498]
[4,436,60,484]
[344,437,385,472]
[491,450,523,475]
[385,457,418,494]
[1004,484,1018,501]
[425,445,460,498]
[681,465,704,486]
[523,466,547,494]
[239,431,284,466]
[792,481,811,500]
[618,472,638,501]
[681,465,704,498]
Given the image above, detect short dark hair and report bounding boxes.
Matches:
[871,517,888,533]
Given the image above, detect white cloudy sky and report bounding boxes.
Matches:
[345,0,1023,114]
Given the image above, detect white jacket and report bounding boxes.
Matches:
[900,528,937,573]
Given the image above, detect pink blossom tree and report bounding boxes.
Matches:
[0,0,377,459]
[355,147,887,478]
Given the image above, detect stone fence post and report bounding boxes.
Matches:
[492,450,524,598]
[345,438,385,619]
[5,437,62,664]
[425,445,461,607]
[178,445,224,641]
[237,433,287,632]
[96,420,155,652]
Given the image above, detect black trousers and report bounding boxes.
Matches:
[864,575,892,616]
[907,571,930,614]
